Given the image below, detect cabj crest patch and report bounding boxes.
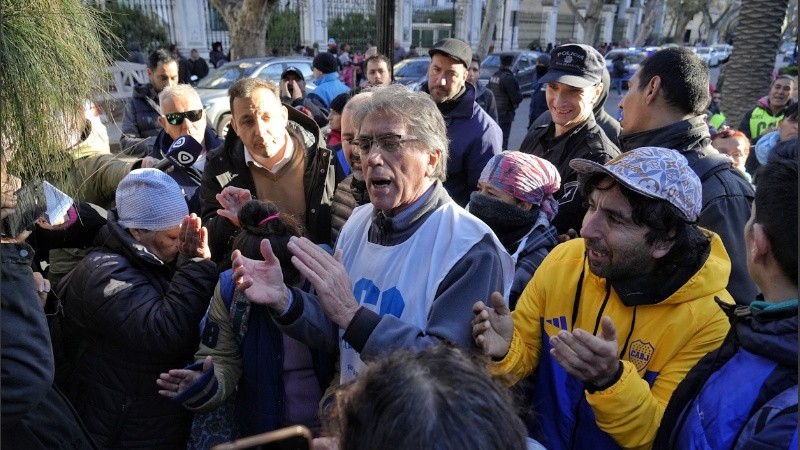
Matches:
[628,340,654,371]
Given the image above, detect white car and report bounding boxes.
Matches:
[711,44,733,63]
[197,56,316,137]
[694,47,721,67]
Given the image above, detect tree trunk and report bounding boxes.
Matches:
[563,0,604,44]
[208,0,279,59]
[703,0,741,45]
[634,0,663,47]
[672,15,692,42]
[723,0,789,127]
[477,0,501,58]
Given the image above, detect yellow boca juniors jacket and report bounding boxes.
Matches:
[491,234,733,450]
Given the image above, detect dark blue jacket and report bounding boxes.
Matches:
[489,67,522,124]
[508,221,558,310]
[423,83,503,206]
[224,271,335,437]
[119,83,163,156]
[656,299,798,449]
[1,243,97,449]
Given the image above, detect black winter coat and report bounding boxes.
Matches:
[489,67,523,124]
[1,243,96,449]
[119,83,162,157]
[60,211,217,449]
[619,116,757,305]
[200,106,342,265]
[519,115,620,234]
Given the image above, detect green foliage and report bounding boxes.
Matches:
[416,10,454,24]
[90,1,171,61]
[328,13,378,52]
[1,0,113,194]
[779,65,798,75]
[266,7,301,55]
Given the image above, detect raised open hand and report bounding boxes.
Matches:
[231,239,290,312]
[472,292,514,359]
[157,355,213,399]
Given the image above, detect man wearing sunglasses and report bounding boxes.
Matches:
[149,84,222,214]
[230,85,512,384]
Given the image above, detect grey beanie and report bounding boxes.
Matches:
[116,169,188,231]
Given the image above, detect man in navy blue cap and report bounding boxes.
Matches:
[519,43,620,237]
[420,38,503,207]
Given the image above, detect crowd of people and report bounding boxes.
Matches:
[1,35,797,450]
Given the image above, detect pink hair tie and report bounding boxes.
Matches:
[258,214,280,226]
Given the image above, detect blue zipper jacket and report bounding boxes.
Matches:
[656,299,798,449]
[308,72,349,109]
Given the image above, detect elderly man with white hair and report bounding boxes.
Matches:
[232,84,513,383]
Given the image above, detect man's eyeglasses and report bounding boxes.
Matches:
[348,134,419,156]
[164,109,204,126]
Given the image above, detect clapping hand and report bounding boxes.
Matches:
[472,292,514,359]
[178,214,210,259]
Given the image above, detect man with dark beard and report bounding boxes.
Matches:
[472,147,733,450]
[468,151,560,309]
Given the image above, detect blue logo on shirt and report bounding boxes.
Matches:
[545,315,568,331]
[353,278,405,318]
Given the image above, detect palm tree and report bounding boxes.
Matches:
[722,0,790,127]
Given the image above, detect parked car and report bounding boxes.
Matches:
[694,47,721,67]
[479,51,541,95]
[711,44,733,63]
[604,48,647,89]
[197,56,316,137]
[774,40,797,71]
[393,56,431,85]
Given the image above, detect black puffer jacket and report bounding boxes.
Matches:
[489,67,522,124]
[60,210,217,449]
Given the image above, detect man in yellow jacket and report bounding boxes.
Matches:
[473,147,733,450]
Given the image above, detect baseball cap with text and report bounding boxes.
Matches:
[539,44,605,88]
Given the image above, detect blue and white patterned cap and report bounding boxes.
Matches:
[116,169,188,231]
[569,147,702,222]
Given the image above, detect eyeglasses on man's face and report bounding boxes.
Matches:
[348,133,419,156]
[164,109,204,126]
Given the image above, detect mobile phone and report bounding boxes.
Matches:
[0,180,72,237]
[1,181,46,237]
[288,83,295,96]
[210,426,313,450]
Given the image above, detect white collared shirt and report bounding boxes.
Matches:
[243,132,294,173]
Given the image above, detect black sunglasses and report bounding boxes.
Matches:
[164,109,204,125]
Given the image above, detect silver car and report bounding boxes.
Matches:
[197,56,316,137]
